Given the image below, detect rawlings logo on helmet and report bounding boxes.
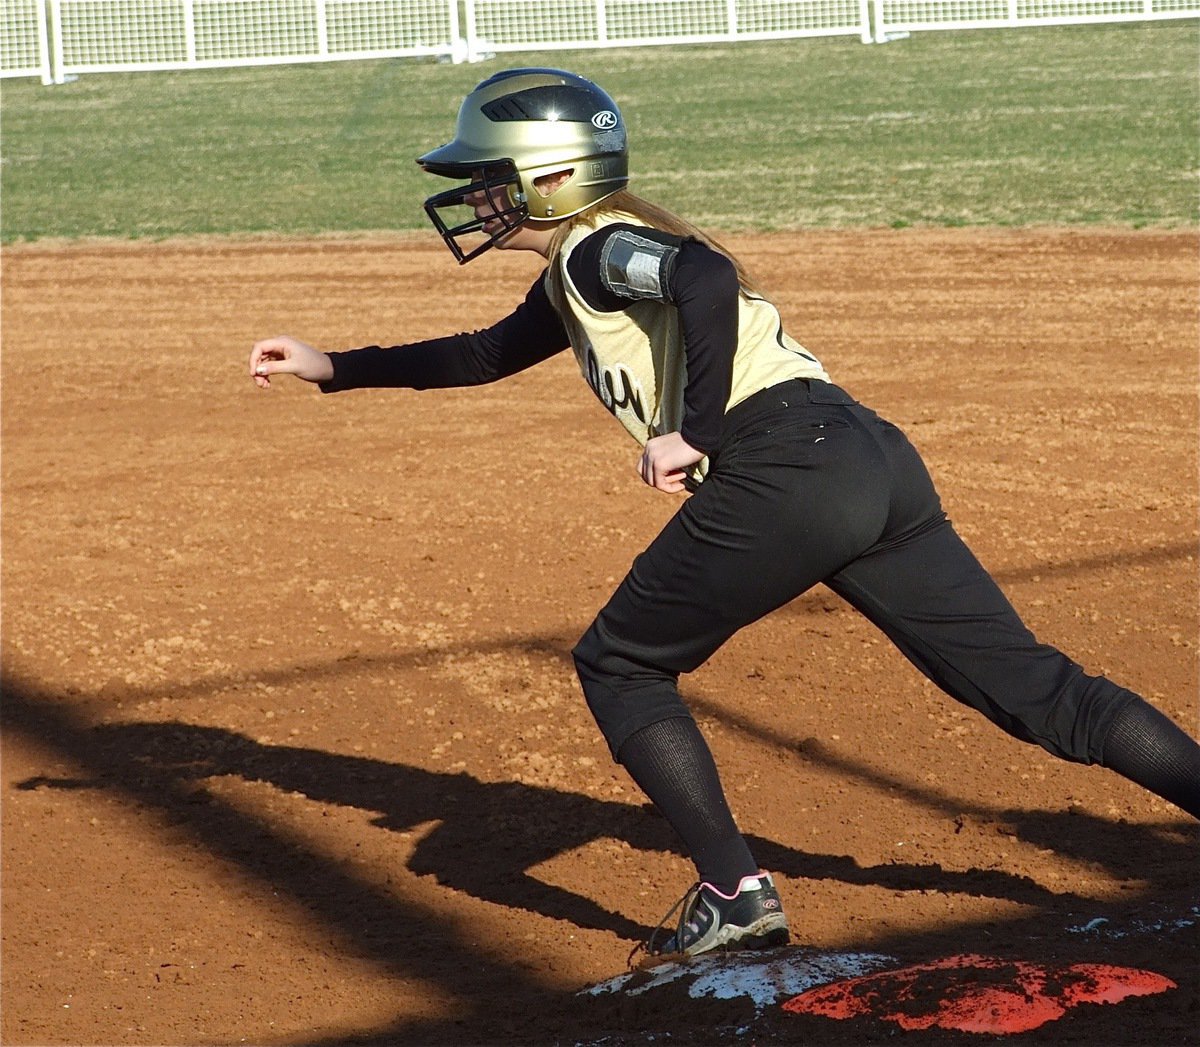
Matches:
[591,110,618,130]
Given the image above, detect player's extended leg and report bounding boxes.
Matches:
[825,421,1200,819]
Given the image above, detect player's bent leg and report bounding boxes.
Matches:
[573,403,889,943]
[572,598,769,920]
[574,638,774,947]
[572,624,763,900]
[576,385,929,951]
[615,716,760,892]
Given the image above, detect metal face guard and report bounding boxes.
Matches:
[422,164,529,264]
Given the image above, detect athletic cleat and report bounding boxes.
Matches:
[647,871,790,958]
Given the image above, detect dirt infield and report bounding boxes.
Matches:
[2,228,1197,1046]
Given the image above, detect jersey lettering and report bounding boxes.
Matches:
[585,346,648,423]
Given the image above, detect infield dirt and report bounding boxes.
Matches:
[2,228,1197,1045]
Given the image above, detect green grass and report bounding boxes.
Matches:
[2,20,1197,240]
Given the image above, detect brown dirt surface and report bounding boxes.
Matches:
[2,228,1197,1046]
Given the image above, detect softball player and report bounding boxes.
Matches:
[251,69,1200,959]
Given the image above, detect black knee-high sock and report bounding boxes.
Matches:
[1101,699,1200,819]
[617,716,760,892]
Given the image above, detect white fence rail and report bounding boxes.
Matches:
[44,0,461,79]
[464,0,874,60]
[874,0,1199,40]
[2,0,1197,83]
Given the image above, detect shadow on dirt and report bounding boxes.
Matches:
[4,668,1196,1046]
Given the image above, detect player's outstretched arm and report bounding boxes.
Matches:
[250,335,335,389]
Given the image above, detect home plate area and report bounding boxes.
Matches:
[578,908,1196,1043]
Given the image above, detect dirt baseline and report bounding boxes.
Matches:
[2,228,1198,1046]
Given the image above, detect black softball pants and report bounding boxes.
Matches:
[573,378,1138,765]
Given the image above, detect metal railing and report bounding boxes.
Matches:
[3,0,1196,84]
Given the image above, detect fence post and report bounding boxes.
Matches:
[315,0,328,56]
[182,0,196,63]
[448,0,462,61]
[859,0,872,42]
[47,0,64,82]
[36,0,53,82]
[463,0,477,62]
[873,0,885,41]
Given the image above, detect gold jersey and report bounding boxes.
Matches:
[544,214,830,483]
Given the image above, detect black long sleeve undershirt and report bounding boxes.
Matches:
[319,276,569,392]
[320,225,740,455]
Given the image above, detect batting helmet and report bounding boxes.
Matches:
[418,68,629,263]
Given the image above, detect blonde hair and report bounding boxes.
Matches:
[547,189,761,296]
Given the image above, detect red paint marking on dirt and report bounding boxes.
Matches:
[781,953,1176,1034]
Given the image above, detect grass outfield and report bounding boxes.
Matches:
[1,20,1197,241]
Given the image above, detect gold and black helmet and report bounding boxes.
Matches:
[418,68,629,263]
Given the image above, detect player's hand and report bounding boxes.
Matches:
[637,432,705,493]
[250,335,335,388]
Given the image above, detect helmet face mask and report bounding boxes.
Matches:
[423,162,528,264]
[418,68,629,263]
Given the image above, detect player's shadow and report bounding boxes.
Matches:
[7,672,1197,1047]
[14,715,1195,940]
[67,719,676,941]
